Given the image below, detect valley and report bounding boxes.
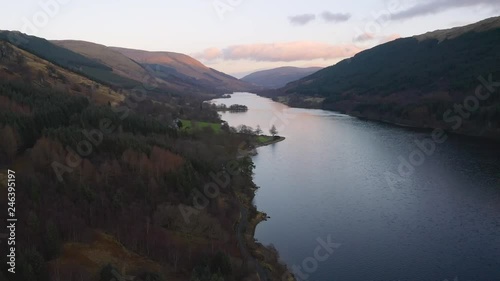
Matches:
[0,10,499,281]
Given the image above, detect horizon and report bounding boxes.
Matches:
[1,1,499,76]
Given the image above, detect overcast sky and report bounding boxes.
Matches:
[1,0,499,76]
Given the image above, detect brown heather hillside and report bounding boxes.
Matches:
[50,40,191,94]
[50,39,256,95]
[52,40,155,85]
[114,47,209,71]
[0,41,124,105]
[112,47,257,93]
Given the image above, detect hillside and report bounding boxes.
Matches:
[112,47,257,93]
[0,41,124,105]
[0,34,291,281]
[52,40,219,95]
[275,16,500,139]
[52,40,156,85]
[415,16,500,42]
[242,66,322,89]
[0,31,140,88]
[0,32,254,96]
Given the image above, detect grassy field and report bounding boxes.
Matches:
[179,119,222,134]
[179,120,281,146]
[256,135,274,144]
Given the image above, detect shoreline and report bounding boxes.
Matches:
[261,94,500,141]
[241,185,295,281]
[238,135,294,280]
[215,92,499,280]
[239,136,286,157]
[212,94,290,279]
[257,136,286,147]
[353,115,500,142]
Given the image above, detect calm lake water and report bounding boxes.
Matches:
[212,92,500,281]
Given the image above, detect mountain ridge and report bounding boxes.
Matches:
[242,66,323,89]
[111,46,257,93]
[414,16,500,42]
[0,31,256,96]
[270,16,500,139]
[52,40,154,84]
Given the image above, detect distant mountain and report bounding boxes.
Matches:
[111,47,257,93]
[273,17,500,139]
[242,66,322,89]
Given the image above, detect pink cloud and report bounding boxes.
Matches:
[195,47,223,61]
[194,41,364,62]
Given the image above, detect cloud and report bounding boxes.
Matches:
[353,33,375,42]
[289,11,352,25]
[289,14,316,26]
[321,11,351,23]
[195,47,222,61]
[194,41,363,62]
[392,0,500,20]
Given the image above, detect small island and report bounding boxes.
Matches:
[214,103,249,112]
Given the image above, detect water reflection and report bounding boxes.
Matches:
[212,92,500,281]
